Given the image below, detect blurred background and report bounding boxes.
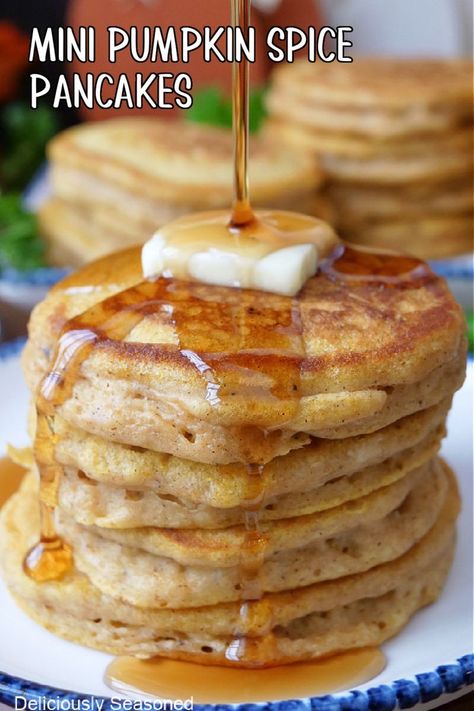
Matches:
[0,0,472,345]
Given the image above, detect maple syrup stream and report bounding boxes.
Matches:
[13,0,437,696]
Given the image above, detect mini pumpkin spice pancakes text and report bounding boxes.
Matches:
[0,2,468,704]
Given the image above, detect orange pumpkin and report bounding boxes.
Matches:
[66,0,322,120]
[0,21,29,103]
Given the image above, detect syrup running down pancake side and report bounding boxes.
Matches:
[24,263,309,657]
[20,0,442,699]
[0,458,25,509]
[231,0,252,228]
[21,244,434,562]
[106,650,387,703]
[21,241,431,679]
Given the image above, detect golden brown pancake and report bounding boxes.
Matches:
[0,463,459,665]
[267,58,473,137]
[41,118,323,267]
[268,119,473,185]
[2,222,466,667]
[342,216,473,261]
[54,461,447,608]
[55,425,443,529]
[22,245,466,463]
[325,180,474,222]
[48,119,320,208]
[265,57,473,260]
[32,401,446,509]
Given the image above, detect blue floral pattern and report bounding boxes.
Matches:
[0,655,471,710]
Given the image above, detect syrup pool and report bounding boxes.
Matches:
[105,648,387,704]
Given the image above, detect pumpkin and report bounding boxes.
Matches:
[66,0,322,120]
[0,21,29,103]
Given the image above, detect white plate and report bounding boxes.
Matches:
[0,268,69,313]
[429,254,473,312]
[0,340,472,710]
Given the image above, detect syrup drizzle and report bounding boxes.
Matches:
[20,0,434,692]
[105,649,387,703]
[224,294,305,665]
[322,244,434,288]
[23,275,306,596]
[24,328,100,581]
[23,413,73,581]
[22,244,433,590]
[227,0,307,656]
[0,457,25,509]
[0,456,388,694]
[231,0,253,227]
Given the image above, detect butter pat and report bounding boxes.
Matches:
[142,210,339,296]
[252,244,317,295]
[142,234,166,279]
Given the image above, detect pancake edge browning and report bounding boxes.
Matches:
[0,461,459,666]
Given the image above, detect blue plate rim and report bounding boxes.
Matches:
[0,655,472,710]
[0,340,472,708]
[0,266,70,287]
[0,336,27,361]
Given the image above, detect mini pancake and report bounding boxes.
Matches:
[24,350,462,461]
[49,165,320,233]
[0,463,458,665]
[22,245,466,463]
[325,180,473,223]
[341,216,473,261]
[265,57,473,261]
[267,58,473,138]
[42,400,448,509]
[13,557,452,666]
[268,120,473,185]
[56,426,443,529]
[54,461,448,608]
[48,119,320,210]
[269,123,473,161]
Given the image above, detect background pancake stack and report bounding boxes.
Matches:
[266,58,473,260]
[0,243,467,665]
[38,118,324,268]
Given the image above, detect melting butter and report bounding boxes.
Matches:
[142,210,339,296]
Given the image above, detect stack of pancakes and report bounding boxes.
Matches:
[39,118,324,267]
[266,58,473,259]
[0,241,466,666]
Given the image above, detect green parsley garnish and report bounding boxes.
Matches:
[0,193,46,271]
[186,86,267,133]
[467,311,474,354]
[1,103,59,192]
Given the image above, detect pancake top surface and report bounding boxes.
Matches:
[29,243,464,399]
[48,118,320,204]
[272,57,473,108]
